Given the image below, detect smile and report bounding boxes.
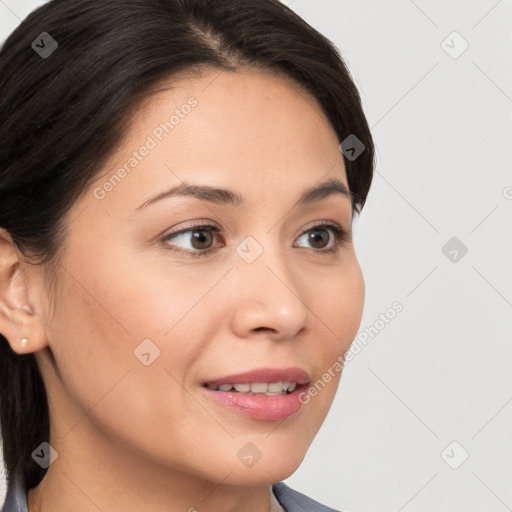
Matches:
[204,381,298,395]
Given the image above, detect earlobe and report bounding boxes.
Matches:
[0,227,49,355]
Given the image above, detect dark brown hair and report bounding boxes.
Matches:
[0,0,375,490]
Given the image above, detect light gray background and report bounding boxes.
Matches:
[1,1,511,511]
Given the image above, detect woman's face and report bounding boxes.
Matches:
[34,67,365,486]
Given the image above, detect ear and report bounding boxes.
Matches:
[0,227,49,355]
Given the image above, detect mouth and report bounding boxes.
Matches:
[200,367,311,421]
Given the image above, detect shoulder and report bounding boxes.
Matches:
[1,475,28,512]
[272,481,343,512]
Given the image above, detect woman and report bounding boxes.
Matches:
[0,1,375,511]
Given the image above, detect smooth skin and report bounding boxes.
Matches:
[0,67,365,512]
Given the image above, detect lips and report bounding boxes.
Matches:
[202,367,310,387]
[200,367,311,421]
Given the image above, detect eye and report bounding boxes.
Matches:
[162,223,223,257]
[294,222,347,254]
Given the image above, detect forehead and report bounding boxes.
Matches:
[127,66,340,160]
[87,66,348,215]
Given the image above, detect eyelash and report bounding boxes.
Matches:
[161,221,349,259]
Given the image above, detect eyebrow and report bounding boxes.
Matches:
[135,177,352,210]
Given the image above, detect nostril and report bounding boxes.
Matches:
[253,327,278,333]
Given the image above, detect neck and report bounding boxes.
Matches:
[27,426,274,512]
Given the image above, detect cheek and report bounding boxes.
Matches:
[339,262,365,339]
[48,242,216,399]
[302,258,364,408]
[45,268,200,453]
[44,273,134,414]
[320,257,365,350]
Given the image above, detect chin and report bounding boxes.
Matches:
[225,442,308,486]
[218,461,303,487]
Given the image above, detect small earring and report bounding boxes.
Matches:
[21,337,29,347]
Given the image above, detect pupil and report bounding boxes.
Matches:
[309,229,328,248]
[192,230,212,249]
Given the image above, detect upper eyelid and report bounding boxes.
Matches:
[166,222,219,237]
[164,220,344,238]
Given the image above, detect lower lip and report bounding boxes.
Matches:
[201,384,308,421]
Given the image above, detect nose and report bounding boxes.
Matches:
[229,240,309,341]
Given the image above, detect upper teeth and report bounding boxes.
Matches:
[206,381,298,394]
